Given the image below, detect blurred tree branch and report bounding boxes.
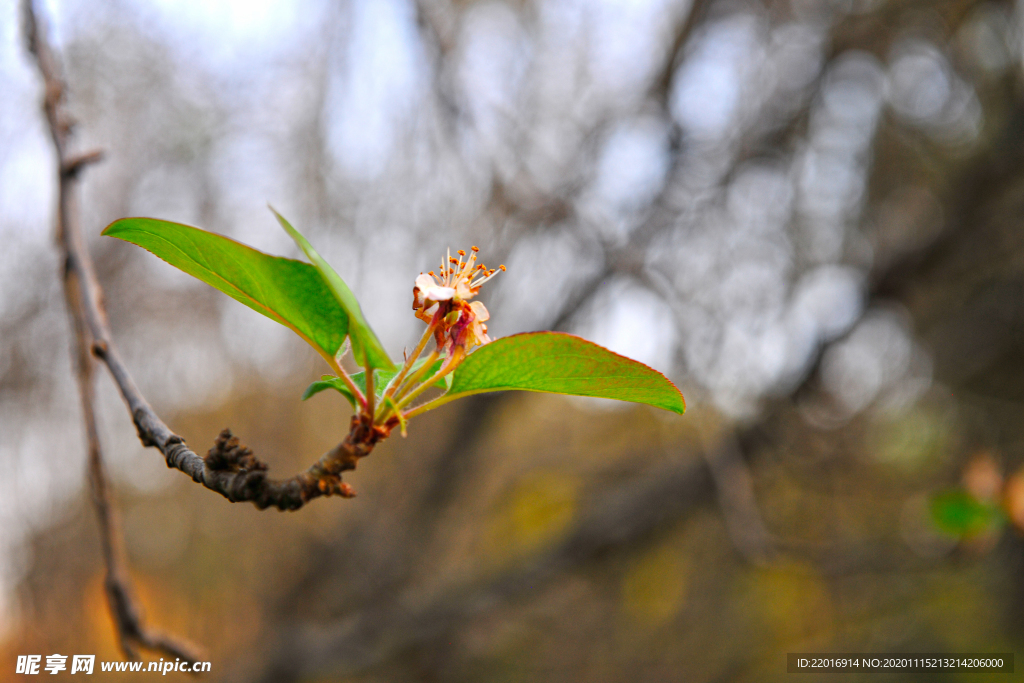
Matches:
[251,3,1024,672]
[258,451,715,681]
[699,428,776,564]
[23,0,200,663]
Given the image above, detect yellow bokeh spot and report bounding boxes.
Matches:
[484,471,579,562]
[743,561,833,646]
[621,542,690,627]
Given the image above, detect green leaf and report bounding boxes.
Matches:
[102,217,349,365]
[271,208,395,371]
[302,376,360,408]
[930,490,1004,537]
[441,332,685,413]
[304,357,445,409]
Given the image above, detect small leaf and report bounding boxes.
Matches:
[304,357,445,409]
[103,218,349,365]
[302,376,356,406]
[930,490,1003,537]
[303,376,360,409]
[443,332,685,413]
[271,208,395,371]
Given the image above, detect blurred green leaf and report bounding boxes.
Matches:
[930,490,1004,537]
[444,332,685,414]
[272,208,395,371]
[304,357,445,409]
[102,217,349,365]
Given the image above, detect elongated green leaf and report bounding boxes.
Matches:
[272,208,395,371]
[102,218,348,364]
[304,358,445,408]
[930,490,1004,537]
[441,332,685,413]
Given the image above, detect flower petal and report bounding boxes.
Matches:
[415,273,435,290]
[422,285,455,302]
[469,300,489,322]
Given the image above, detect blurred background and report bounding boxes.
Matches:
[2,0,1024,679]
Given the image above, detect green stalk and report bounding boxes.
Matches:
[391,349,441,404]
[383,313,439,403]
[396,347,464,410]
[383,396,408,436]
[364,360,375,419]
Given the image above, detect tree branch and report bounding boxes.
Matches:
[23,0,202,664]
[22,0,377,514]
[699,427,776,564]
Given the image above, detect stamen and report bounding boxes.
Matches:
[418,247,504,318]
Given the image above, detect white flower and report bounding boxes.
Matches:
[413,273,455,323]
[412,247,504,350]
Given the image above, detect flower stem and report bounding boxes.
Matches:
[383,396,408,437]
[364,360,375,419]
[396,347,464,410]
[375,347,442,424]
[392,349,440,403]
[384,314,439,403]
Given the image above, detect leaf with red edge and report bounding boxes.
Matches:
[435,332,684,414]
[102,217,349,366]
